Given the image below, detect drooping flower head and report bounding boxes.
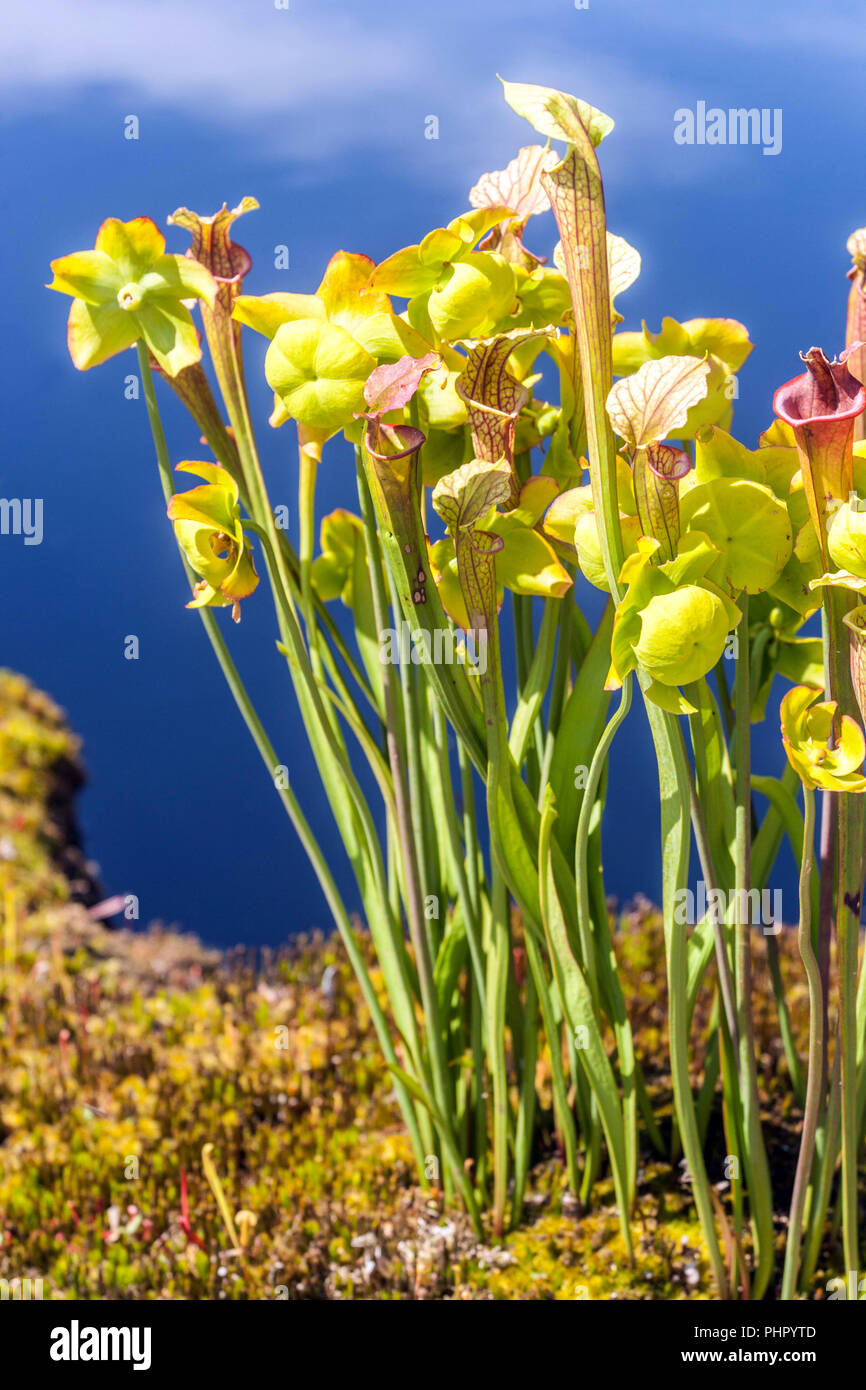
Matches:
[780,684,866,792]
[167,462,258,620]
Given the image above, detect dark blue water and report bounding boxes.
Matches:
[0,0,859,944]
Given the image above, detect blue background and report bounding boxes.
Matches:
[1,0,861,945]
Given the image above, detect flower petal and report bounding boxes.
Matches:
[95,217,165,278]
[48,250,122,305]
[66,297,138,370]
[138,255,217,309]
[495,527,572,598]
[233,292,326,339]
[134,298,202,376]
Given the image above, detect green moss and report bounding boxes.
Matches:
[0,672,832,1300]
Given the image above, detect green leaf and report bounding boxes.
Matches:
[633,442,690,562]
[432,459,512,532]
[775,636,824,688]
[606,355,712,450]
[548,602,614,847]
[500,78,614,148]
[643,700,728,1296]
[361,423,488,766]
[433,907,468,1013]
[385,1064,441,1120]
[538,790,633,1237]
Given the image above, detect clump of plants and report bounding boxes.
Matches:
[46,79,866,1300]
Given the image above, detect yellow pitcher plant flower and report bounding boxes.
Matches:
[779,684,866,791]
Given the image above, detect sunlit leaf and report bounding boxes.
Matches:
[469,145,557,219]
[606,233,641,306]
[432,460,512,532]
[606,355,711,450]
[500,78,614,148]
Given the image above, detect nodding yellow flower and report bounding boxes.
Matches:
[779,684,866,792]
[167,463,258,621]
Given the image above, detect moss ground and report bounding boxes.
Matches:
[0,671,848,1299]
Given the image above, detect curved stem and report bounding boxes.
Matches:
[645,699,729,1298]
[297,439,323,678]
[573,679,632,996]
[781,784,821,1301]
[820,586,864,1275]
[733,597,774,1300]
[573,676,637,1196]
[680,742,740,1055]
